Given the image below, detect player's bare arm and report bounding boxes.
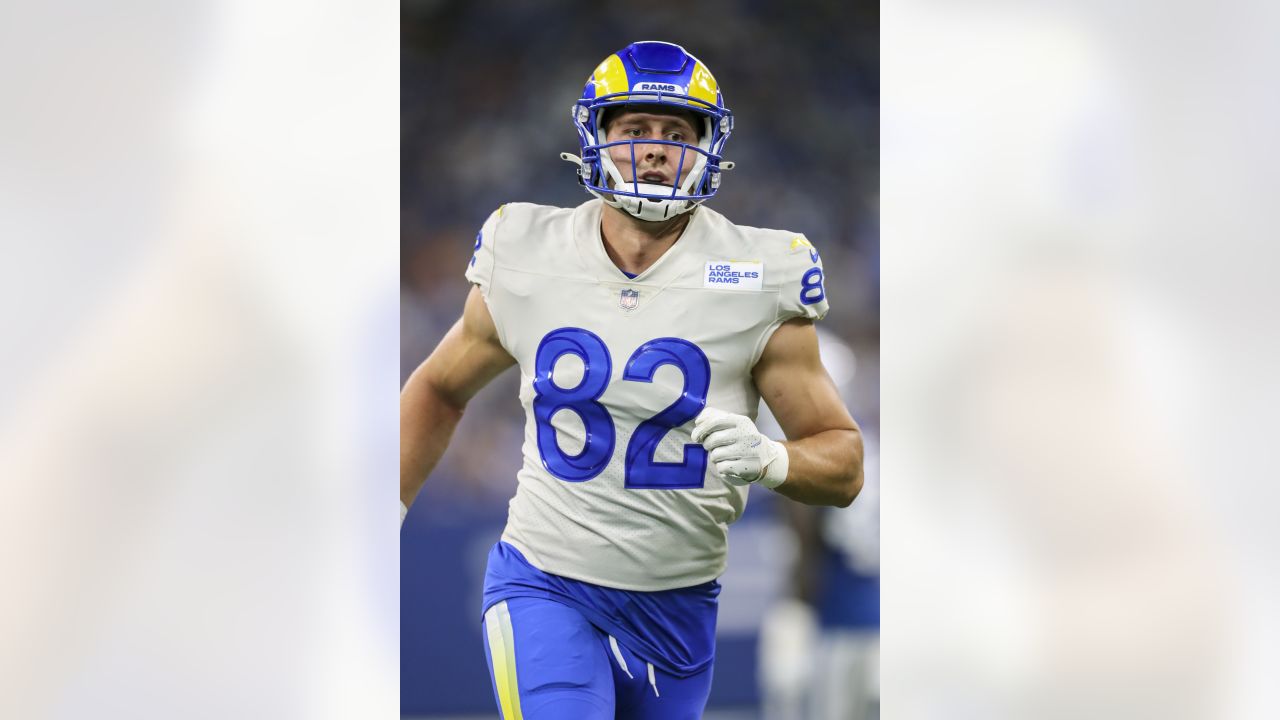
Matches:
[690,317,864,508]
[400,285,515,511]
[751,318,864,507]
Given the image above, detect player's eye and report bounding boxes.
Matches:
[667,132,685,141]
[623,128,642,137]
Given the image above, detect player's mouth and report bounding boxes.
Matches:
[639,171,670,185]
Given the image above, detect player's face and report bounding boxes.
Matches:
[603,109,702,189]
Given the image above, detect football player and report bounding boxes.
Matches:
[401,40,865,719]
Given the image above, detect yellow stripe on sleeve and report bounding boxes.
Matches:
[484,602,523,719]
[497,602,523,719]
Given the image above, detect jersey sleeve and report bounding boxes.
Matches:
[775,234,830,322]
[464,205,505,295]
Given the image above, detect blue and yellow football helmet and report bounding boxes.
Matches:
[561,41,734,222]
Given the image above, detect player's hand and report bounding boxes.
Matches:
[691,408,789,488]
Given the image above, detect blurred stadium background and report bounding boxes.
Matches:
[401,1,878,717]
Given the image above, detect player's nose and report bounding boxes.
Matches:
[641,142,667,162]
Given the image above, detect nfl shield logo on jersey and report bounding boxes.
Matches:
[619,288,639,311]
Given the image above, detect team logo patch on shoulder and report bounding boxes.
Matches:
[704,261,763,291]
[789,236,820,263]
[619,288,640,311]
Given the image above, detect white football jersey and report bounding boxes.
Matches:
[465,199,829,591]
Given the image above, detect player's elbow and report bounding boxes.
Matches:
[833,428,865,508]
[834,468,863,508]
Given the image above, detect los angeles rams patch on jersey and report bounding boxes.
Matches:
[703,261,763,291]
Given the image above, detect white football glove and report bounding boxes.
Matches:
[691,408,789,488]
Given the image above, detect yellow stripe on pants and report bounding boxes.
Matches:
[484,601,523,719]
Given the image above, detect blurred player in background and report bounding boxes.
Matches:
[401,41,865,719]
[759,329,880,720]
[762,457,880,720]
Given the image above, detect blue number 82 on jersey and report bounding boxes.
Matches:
[532,327,711,490]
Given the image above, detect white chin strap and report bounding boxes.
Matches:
[597,150,706,222]
[616,185,689,222]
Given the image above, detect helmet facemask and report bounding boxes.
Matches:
[591,107,714,222]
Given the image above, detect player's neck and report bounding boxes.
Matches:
[599,205,692,277]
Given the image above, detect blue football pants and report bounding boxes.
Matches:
[481,596,714,719]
